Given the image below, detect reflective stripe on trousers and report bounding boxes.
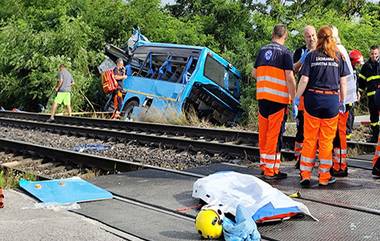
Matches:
[258,107,286,176]
[294,141,303,160]
[300,110,338,182]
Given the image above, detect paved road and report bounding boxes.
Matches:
[0,190,130,241]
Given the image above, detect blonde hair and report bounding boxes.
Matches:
[330,25,341,44]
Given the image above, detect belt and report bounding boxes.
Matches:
[308,89,338,95]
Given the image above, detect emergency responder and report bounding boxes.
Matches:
[372,85,380,178]
[358,45,380,143]
[111,58,127,119]
[252,24,296,180]
[293,25,317,168]
[331,26,356,177]
[347,50,364,140]
[293,26,349,187]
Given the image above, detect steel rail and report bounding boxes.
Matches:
[1,116,375,171]
[0,111,376,154]
[0,138,378,241]
[0,117,291,160]
[0,138,275,241]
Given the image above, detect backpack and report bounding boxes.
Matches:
[101,69,118,94]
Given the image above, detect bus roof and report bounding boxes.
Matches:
[136,41,204,51]
[136,41,241,77]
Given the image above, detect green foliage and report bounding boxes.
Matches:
[0,0,213,112]
[0,169,36,189]
[0,0,379,127]
[0,171,4,188]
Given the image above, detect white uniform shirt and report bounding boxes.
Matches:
[337,44,356,104]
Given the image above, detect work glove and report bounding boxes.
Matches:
[292,97,300,119]
[299,49,309,64]
[339,102,346,113]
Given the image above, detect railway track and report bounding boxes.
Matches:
[1,137,380,241]
[0,111,376,161]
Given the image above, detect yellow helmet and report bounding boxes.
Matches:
[195,205,224,239]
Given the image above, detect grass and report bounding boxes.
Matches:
[79,168,101,180]
[0,169,36,189]
[134,106,216,128]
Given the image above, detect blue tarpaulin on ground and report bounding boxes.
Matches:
[19,177,113,204]
[72,143,111,153]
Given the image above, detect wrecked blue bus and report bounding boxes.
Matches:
[102,37,242,124]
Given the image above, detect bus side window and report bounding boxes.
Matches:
[169,66,184,83]
[158,56,197,84]
[138,53,167,79]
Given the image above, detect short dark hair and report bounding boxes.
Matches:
[273,24,287,38]
[59,64,65,68]
[370,45,379,50]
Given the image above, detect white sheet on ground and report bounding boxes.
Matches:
[192,171,317,221]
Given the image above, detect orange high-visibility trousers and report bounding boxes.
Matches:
[294,97,304,161]
[294,140,303,161]
[259,108,286,176]
[113,90,123,111]
[300,111,338,183]
[332,111,349,171]
[373,135,380,167]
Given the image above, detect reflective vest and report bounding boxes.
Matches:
[256,65,290,104]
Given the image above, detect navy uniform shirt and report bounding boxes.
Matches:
[254,42,293,71]
[113,66,126,89]
[300,50,350,118]
[301,50,350,91]
[293,45,307,63]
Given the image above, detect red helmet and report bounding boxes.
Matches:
[349,50,364,65]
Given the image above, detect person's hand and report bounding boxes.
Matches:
[339,102,346,113]
[357,91,361,101]
[292,97,300,119]
[299,49,309,64]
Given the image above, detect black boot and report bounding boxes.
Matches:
[369,125,379,143]
[331,167,348,177]
[373,157,380,177]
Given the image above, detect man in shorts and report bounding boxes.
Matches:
[47,64,74,122]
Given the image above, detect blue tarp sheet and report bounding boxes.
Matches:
[72,144,111,153]
[19,177,113,204]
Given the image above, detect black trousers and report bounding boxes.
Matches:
[368,95,379,140]
[346,103,354,135]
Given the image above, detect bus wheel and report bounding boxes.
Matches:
[122,100,138,119]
